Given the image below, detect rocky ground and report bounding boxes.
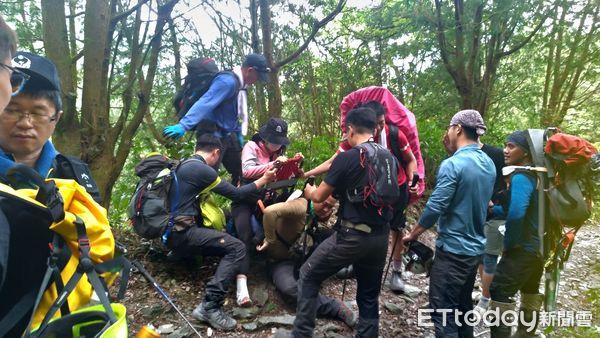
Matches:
[113,219,600,338]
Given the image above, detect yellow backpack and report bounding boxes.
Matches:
[0,164,128,337]
[198,176,225,231]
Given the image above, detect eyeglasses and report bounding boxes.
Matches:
[0,63,30,96]
[1,108,57,124]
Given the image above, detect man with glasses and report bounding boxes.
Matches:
[0,51,100,201]
[0,13,18,293]
[0,51,104,336]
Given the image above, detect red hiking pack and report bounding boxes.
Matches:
[340,86,425,202]
[544,133,597,166]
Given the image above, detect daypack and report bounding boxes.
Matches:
[173,57,219,120]
[543,131,597,227]
[0,165,127,337]
[129,154,224,242]
[339,86,425,202]
[346,142,400,215]
[172,57,241,122]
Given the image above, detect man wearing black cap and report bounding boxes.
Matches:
[167,134,275,331]
[163,53,270,186]
[402,109,496,338]
[488,131,544,337]
[0,51,102,336]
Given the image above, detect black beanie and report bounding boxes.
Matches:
[506,131,530,153]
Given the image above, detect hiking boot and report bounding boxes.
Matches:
[389,270,405,293]
[192,302,237,331]
[335,265,355,279]
[514,293,543,338]
[336,302,357,328]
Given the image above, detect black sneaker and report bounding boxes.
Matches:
[192,302,237,331]
[335,265,355,279]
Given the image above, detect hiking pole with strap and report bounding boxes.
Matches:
[382,174,419,289]
[132,260,202,337]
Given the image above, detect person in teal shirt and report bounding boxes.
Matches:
[403,109,496,338]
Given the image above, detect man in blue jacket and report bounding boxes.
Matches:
[403,109,496,338]
[163,54,270,185]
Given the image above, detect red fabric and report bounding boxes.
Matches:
[276,154,303,180]
[544,133,597,166]
[339,86,425,202]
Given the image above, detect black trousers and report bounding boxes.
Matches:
[428,247,481,338]
[293,226,389,338]
[167,226,248,306]
[270,260,340,318]
[231,202,255,249]
[490,248,543,303]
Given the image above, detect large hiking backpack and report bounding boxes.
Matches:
[339,86,425,202]
[0,164,128,337]
[543,131,597,227]
[346,142,400,215]
[173,57,220,120]
[128,154,224,242]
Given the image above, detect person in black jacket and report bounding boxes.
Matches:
[167,134,275,331]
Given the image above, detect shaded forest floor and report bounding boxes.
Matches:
[113,218,600,338]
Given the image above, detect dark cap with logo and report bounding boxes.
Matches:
[259,118,290,145]
[12,51,61,91]
[243,53,270,82]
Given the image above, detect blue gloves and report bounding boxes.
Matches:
[237,132,245,148]
[163,124,186,140]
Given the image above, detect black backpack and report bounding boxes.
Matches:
[128,154,181,241]
[347,142,400,214]
[172,57,240,121]
[173,57,219,120]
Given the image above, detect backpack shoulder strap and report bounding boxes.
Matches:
[53,154,102,204]
[215,70,241,99]
[388,124,402,162]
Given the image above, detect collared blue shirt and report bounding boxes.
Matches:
[419,143,496,256]
[178,73,240,135]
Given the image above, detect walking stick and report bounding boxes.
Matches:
[132,260,202,337]
[301,176,316,263]
[382,174,419,288]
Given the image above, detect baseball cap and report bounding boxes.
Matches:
[243,53,270,82]
[450,109,487,136]
[11,51,61,91]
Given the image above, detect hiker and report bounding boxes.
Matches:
[165,134,276,331]
[489,131,544,338]
[231,117,293,250]
[443,114,507,313]
[278,107,398,338]
[305,101,418,292]
[0,14,17,291]
[255,193,357,328]
[402,109,496,338]
[0,51,106,336]
[163,53,270,185]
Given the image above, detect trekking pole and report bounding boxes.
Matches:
[382,174,419,288]
[132,260,202,337]
[301,176,316,263]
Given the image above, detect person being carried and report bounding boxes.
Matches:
[256,192,357,329]
[402,109,496,338]
[489,131,544,338]
[163,54,270,185]
[165,134,275,331]
[231,117,296,250]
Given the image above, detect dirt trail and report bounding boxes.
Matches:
[117,222,599,337]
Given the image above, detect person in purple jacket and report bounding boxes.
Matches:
[163,54,270,185]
